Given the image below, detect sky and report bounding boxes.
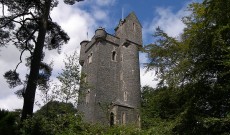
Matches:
[0,0,199,111]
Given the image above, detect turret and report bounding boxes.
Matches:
[95,27,107,41]
[79,40,89,66]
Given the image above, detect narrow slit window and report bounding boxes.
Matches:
[137,115,141,127]
[133,23,136,31]
[83,75,87,83]
[110,112,114,126]
[120,72,123,80]
[86,89,90,104]
[88,53,93,63]
[112,51,116,61]
[122,112,126,125]
[124,91,127,101]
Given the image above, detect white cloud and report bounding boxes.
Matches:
[95,0,115,6]
[0,95,23,111]
[153,7,186,37]
[140,67,158,88]
[92,8,108,21]
[143,5,190,44]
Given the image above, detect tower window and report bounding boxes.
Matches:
[86,89,90,104]
[124,91,127,101]
[110,112,114,126]
[120,72,123,80]
[133,23,136,31]
[112,51,117,61]
[137,115,141,127]
[83,76,87,83]
[88,53,93,63]
[122,112,126,125]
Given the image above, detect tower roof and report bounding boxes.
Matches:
[125,12,142,28]
[114,12,142,31]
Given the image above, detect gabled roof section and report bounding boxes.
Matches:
[125,12,142,28]
[114,12,142,31]
[114,19,125,31]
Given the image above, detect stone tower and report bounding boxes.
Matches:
[78,12,142,126]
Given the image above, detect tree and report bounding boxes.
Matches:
[0,109,21,135]
[1,0,84,121]
[35,101,77,118]
[53,51,81,106]
[145,0,230,88]
[21,101,84,135]
[145,0,230,134]
[141,86,183,134]
[20,101,144,135]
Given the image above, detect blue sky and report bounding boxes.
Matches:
[0,0,200,110]
[77,0,191,44]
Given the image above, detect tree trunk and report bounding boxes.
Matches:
[21,0,51,121]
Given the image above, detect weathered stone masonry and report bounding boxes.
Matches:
[78,12,142,126]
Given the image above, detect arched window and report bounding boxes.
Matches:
[88,53,93,63]
[121,54,123,61]
[133,23,136,31]
[83,76,87,83]
[110,112,114,126]
[122,112,126,125]
[112,51,117,61]
[137,114,141,127]
[124,91,127,101]
[120,72,123,80]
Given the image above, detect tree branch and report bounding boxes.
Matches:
[27,27,39,47]
[14,24,39,71]
[15,48,26,71]
[29,12,39,24]
[0,12,31,28]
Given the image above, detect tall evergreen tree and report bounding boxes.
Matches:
[145,0,230,133]
[0,0,84,121]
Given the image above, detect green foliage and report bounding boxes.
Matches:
[52,51,81,106]
[35,101,77,117]
[145,0,230,87]
[141,86,181,134]
[19,101,144,135]
[20,101,84,135]
[141,84,230,134]
[141,79,230,134]
[20,112,84,135]
[144,0,230,134]
[0,109,20,135]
